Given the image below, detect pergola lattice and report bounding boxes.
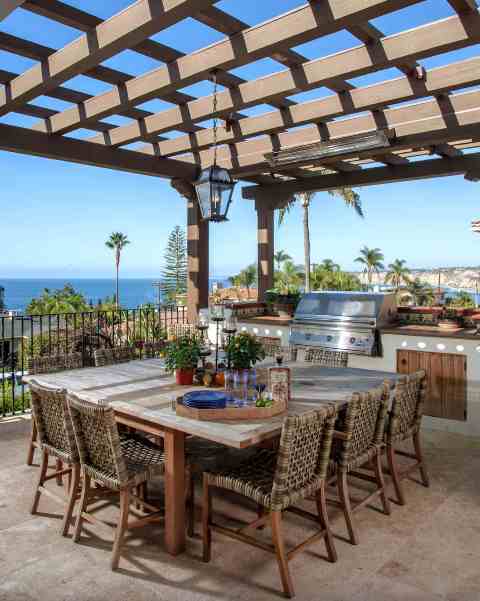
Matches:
[1,0,480,319]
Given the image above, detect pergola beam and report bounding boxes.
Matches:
[142,57,480,158]
[20,0,289,119]
[0,0,25,21]
[447,0,478,13]
[0,122,196,180]
[29,0,424,136]
[87,13,480,149]
[162,88,480,176]
[0,31,204,133]
[242,154,480,198]
[0,0,217,115]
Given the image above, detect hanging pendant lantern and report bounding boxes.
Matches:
[194,70,236,222]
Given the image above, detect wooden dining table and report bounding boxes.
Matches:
[23,358,399,557]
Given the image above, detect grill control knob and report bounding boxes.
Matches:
[326,335,333,342]
[350,337,356,344]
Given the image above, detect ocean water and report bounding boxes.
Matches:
[1,278,230,313]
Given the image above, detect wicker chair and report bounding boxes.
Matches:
[304,347,348,368]
[167,323,196,339]
[26,352,83,467]
[258,337,296,362]
[93,346,136,367]
[67,393,167,570]
[384,370,429,505]
[328,383,391,546]
[141,341,165,359]
[202,406,338,599]
[29,380,81,537]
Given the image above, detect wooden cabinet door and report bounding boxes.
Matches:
[397,350,467,421]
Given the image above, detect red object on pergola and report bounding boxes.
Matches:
[1,0,480,320]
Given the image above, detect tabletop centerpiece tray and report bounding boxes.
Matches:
[174,388,287,421]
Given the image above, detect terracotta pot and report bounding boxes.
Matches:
[215,371,225,387]
[272,302,295,318]
[176,368,194,385]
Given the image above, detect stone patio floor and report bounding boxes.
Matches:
[0,418,479,601]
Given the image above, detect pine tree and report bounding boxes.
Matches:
[160,226,188,303]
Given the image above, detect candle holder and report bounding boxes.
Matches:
[222,316,237,370]
[209,304,225,373]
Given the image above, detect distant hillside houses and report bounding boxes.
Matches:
[350,267,480,290]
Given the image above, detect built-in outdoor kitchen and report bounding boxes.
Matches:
[221,292,480,437]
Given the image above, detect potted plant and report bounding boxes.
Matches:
[224,331,266,372]
[438,307,461,330]
[164,334,201,385]
[266,287,301,318]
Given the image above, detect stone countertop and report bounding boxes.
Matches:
[238,315,292,327]
[380,324,480,341]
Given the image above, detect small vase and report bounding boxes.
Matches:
[176,368,194,386]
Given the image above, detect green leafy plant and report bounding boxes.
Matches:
[224,331,266,370]
[26,284,90,315]
[164,334,201,372]
[266,287,301,305]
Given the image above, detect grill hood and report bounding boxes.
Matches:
[290,291,397,356]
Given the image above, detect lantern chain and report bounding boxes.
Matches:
[212,69,218,168]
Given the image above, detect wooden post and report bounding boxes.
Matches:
[171,178,209,323]
[256,200,274,302]
[187,196,209,322]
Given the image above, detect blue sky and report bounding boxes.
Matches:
[0,0,479,279]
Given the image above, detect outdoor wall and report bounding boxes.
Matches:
[236,319,480,438]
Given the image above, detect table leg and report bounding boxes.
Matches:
[163,429,186,555]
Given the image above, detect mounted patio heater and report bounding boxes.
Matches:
[265,129,394,168]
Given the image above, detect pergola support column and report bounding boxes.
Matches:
[256,199,275,302]
[171,179,209,323]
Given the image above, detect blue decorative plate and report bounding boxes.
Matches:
[182,391,231,409]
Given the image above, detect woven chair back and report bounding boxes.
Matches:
[334,383,390,469]
[304,347,348,368]
[67,393,128,486]
[93,346,135,367]
[387,370,427,443]
[270,406,337,510]
[29,380,79,462]
[167,323,196,339]
[28,352,83,374]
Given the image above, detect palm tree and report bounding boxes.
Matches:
[274,250,292,272]
[105,232,130,308]
[228,274,242,300]
[385,259,411,291]
[319,258,340,272]
[275,260,303,293]
[355,246,384,286]
[407,278,435,306]
[279,189,363,292]
[238,264,257,299]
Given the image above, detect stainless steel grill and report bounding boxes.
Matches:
[289,291,397,356]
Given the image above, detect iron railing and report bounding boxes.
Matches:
[0,306,187,417]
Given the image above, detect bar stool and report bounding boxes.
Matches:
[328,383,391,545]
[384,370,430,505]
[202,406,338,598]
[26,352,83,467]
[29,380,81,537]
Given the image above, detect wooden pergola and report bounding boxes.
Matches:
[1,0,480,320]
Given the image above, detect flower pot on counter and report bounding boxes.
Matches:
[437,319,461,331]
[272,301,296,318]
[176,368,195,385]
